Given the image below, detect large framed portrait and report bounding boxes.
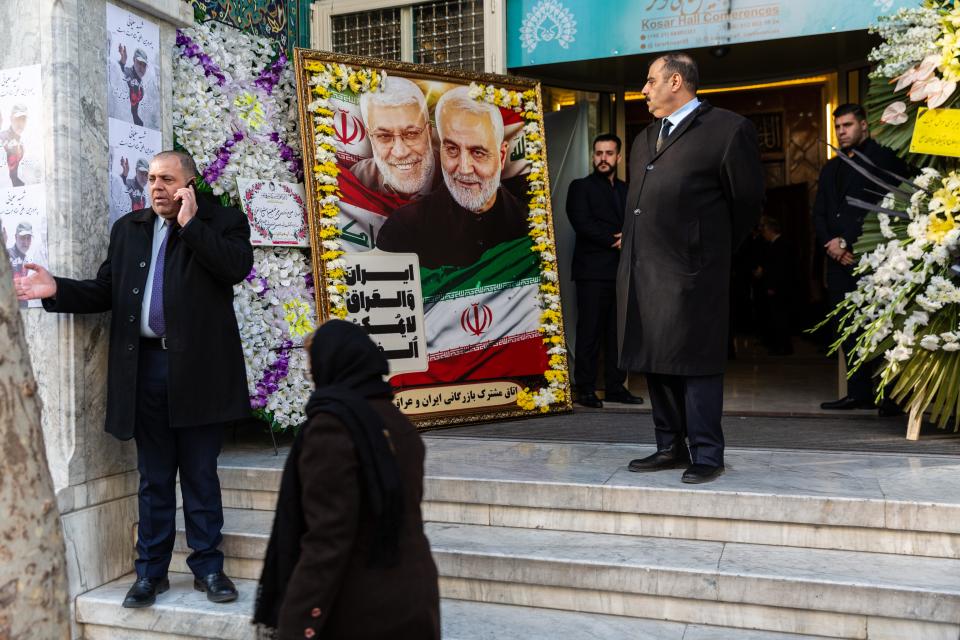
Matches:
[294,50,571,428]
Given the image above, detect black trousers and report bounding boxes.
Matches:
[133,346,225,579]
[574,279,627,394]
[827,287,874,403]
[646,373,725,467]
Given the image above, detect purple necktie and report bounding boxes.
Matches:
[148,222,171,337]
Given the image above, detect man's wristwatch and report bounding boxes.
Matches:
[838,238,847,250]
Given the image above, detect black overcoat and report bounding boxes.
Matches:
[617,101,764,376]
[43,199,254,439]
[566,172,627,281]
[812,137,910,291]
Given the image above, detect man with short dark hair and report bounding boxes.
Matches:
[567,133,643,408]
[16,149,252,608]
[618,52,764,484]
[814,103,910,412]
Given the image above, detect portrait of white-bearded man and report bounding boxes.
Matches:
[375,86,528,269]
[350,76,439,199]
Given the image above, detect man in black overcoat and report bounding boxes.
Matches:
[618,53,764,484]
[813,103,910,413]
[567,133,643,408]
[16,151,252,607]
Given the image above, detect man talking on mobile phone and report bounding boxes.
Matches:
[15,150,253,609]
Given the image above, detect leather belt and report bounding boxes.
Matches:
[140,337,168,350]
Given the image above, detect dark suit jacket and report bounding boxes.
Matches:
[376,184,528,269]
[812,137,910,291]
[617,101,765,376]
[566,172,626,281]
[277,397,440,640]
[43,198,254,439]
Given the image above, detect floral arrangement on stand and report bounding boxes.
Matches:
[302,63,569,412]
[174,21,314,432]
[235,250,316,430]
[821,167,960,428]
[817,0,960,433]
[867,0,960,166]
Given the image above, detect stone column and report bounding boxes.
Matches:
[0,0,191,615]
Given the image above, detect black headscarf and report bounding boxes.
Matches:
[253,320,401,637]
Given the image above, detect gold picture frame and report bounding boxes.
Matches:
[293,48,572,429]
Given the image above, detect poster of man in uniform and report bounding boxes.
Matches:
[105,3,162,229]
[296,53,571,426]
[106,3,160,129]
[0,65,45,189]
[0,185,48,308]
[108,118,161,227]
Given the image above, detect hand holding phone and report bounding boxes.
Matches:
[175,177,199,227]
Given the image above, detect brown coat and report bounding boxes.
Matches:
[277,397,440,640]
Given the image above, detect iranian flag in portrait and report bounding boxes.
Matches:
[329,78,548,390]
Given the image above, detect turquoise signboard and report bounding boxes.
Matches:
[507,0,914,68]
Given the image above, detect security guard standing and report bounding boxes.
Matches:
[813,103,910,413]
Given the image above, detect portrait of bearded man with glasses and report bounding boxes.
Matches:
[350,76,440,200]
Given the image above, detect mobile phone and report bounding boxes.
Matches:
[187,178,196,190]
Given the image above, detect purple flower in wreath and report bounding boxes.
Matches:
[177,27,303,189]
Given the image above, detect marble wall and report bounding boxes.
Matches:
[0,0,192,623]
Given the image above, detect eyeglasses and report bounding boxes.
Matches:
[371,125,428,146]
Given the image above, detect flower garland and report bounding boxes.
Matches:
[174,21,314,431]
[820,168,960,428]
[303,65,570,412]
[867,1,960,166]
[173,21,303,200]
[468,83,570,412]
[303,62,385,320]
[233,248,316,430]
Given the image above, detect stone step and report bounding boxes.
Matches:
[431,522,960,639]
[441,599,834,640]
[169,510,960,639]
[76,572,255,640]
[216,440,960,559]
[75,573,835,640]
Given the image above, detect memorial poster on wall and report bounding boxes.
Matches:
[295,52,572,427]
[106,3,162,228]
[0,64,46,308]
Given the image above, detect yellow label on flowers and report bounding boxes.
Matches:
[910,107,960,158]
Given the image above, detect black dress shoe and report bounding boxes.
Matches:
[122,576,169,608]
[194,571,238,603]
[878,399,904,417]
[820,396,874,410]
[604,391,645,405]
[682,464,725,484]
[628,447,690,472]
[576,391,603,408]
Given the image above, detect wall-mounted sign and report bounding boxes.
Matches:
[507,0,915,68]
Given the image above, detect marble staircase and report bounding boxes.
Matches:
[76,437,960,639]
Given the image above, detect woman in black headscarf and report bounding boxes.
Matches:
[253,320,440,640]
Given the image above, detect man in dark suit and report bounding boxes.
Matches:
[755,216,793,356]
[16,151,252,607]
[813,103,910,413]
[617,52,764,484]
[567,133,643,408]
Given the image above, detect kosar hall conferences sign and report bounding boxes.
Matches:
[294,51,572,428]
[507,0,916,67]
